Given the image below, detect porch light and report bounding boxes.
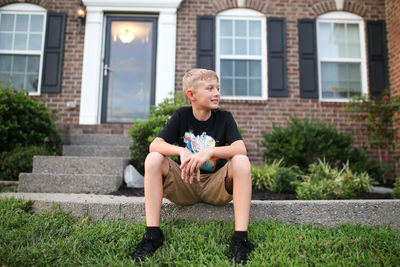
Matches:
[77,7,86,19]
[76,2,86,32]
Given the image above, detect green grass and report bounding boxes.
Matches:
[1,198,399,266]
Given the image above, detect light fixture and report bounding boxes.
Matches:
[76,2,86,32]
[118,28,135,43]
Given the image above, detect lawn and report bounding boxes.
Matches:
[1,198,399,266]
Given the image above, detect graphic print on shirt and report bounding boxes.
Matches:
[183,132,218,172]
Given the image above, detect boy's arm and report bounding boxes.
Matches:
[150,136,193,164]
[180,140,247,184]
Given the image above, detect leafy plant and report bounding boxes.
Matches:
[0,145,55,180]
[129,93,189,175]
[271,167,301,194]
[346,90,400,163]
[296,159,374,200]
[261,115,385,182]
[251,159,284,191]
[392,179,400,199]
[0,82,62,153]
[262,116,354,170]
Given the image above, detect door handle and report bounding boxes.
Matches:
[104,64,113,76]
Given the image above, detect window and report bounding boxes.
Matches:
[317,12,367,101]
[216,9,266,99]
[0,4,46,95]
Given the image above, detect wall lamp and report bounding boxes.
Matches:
[77,3,86,32]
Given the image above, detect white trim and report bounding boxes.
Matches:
[79,0,182,124]
[317,13,367,102]
[218,8,265,18]
[0,4,46,96]
[0,3,46,12]
[216,9,267,100]
[319,11,361,21]
[83,0,182,9]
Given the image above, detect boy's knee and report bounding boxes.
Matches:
[145,152,166,169]
[231,154,251,170]
[229,155,251,181]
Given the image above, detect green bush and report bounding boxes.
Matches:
[251,159,284,191]
[129,94,188,175]
[346,148,387,184]
[392,179,400,199]
[0,145,55,180]
[261,115,385,182]
[0,84,62,153]
[271,167,300,194]
[296,159,374,200]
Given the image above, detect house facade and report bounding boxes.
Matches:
[0,0,399,177]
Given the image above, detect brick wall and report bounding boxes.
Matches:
[0,0,130,136]
[1,0,84,126]
[386,0,400,177]
[1,0,396,176]
[176,0,397,177]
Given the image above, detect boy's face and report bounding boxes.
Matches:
[188,77,220,110]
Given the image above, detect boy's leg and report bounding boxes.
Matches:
[226,154,253,265]
[131,152,169,262]
[144,152,170,226]
[226,154,252,231]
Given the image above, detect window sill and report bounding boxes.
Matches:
[220,98,268,105]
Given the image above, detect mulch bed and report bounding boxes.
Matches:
[113,183,393,200]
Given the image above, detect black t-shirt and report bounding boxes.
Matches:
[158,106,242,173]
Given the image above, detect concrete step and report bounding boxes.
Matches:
[69,134,131,146]
[32,156,129,176]
[62,145,130,157]
[18,173,122,194]
[1,193,399,230]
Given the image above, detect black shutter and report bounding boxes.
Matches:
[298,19,318,99]
[268,17,287,97]
[196,15,215,70]
[41,12,66,93]
[367,21,388,97]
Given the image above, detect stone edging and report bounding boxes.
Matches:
[1,192,400,230]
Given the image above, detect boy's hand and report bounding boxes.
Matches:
[180,148,212,184]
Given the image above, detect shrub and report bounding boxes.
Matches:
[271,168,300,194]
[0,145,55,180]
[261,115,385,182]
[0,84,62,153]
[346,148,387,184]
[393,179,400,199]
[345,91,400,162]
[251,159,284,191]
[129,93,188,175]
[296,159,374,200]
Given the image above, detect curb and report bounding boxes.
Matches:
[1,192,400,230]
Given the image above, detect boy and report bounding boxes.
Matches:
[131,68,253,264]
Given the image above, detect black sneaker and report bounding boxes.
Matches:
[230,236,254,265]
[131,231,165,262]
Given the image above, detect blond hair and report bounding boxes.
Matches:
[182,68,219,94]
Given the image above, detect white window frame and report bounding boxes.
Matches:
[317,11,368,102]
[216,8,267,100]
[0,3,47,96]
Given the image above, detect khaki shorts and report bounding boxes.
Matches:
[163,158,233,206]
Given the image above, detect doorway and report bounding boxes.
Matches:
[101,16,157,123]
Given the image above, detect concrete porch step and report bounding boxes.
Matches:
[18,173,122,194]
[1,193,399,230]
[69,134,132,146]
[62,145,130,157]
[32,156,130,175]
